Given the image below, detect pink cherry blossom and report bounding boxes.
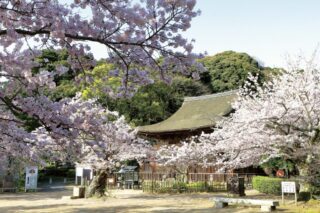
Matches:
[0,0,197,169]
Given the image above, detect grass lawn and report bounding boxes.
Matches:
[288,199,320,213]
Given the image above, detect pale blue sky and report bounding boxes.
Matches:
[89,0,320,68]
[183,0,320,68]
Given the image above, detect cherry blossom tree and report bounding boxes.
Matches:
[159,59,320,193]
[0,0,201,196]
[38,95,152,197]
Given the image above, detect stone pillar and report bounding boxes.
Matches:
[227,176,246,197]
[73,186,85,198]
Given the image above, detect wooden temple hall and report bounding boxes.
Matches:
[137,90,257,174]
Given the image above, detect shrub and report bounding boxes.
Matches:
[172,182,187,193]
[187,181,206,192]
[252,176,283,195]
[142,181,189,193]
[156,186,172,193]
[142,180,160,192]
[298,192,311,201]
[207,182,227,192]
[187,181,206,188]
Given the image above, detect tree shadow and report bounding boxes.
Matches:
[70,204,235,213]
[68,204,280,213]
[0,204,79,212]
[0,189,72,201]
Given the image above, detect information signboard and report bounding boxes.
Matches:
[281,181,297,205]
[75,166,93,185]
[25,166,38,192]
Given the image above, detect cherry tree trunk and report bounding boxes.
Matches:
[86,170,108,198]
[297,164,311,192]
[262,167,274,177]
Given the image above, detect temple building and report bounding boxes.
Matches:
[138,90,236,144]
[138,90,241,173]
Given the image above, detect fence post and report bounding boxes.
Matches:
[151,171,154,193]
[204,173,208,192]
[49,177,52,185]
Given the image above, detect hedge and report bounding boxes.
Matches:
[252,176,283,195]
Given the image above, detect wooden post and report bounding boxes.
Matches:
[204,173,208,192]
[80,177,84,186]
[49,177,52,185]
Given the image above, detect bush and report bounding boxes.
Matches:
[172,182,187,193]
[298,192,311,201]
[187,181,206,188]
[187,181,206,192]
[252,176,283,195]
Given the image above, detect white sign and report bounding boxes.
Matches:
[25,166,38,192]
[281,181,297,205]
[76,166,93,179]
[281,181,296,193]
[75,166,93,185]
[76,167,83,176]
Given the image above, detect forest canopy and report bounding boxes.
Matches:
[41,49,280,126]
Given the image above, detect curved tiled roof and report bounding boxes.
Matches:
[138,90,237,135]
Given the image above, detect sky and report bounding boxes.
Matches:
[183,0,320,68]
[91,0,320,68]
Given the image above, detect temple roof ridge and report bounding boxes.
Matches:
[138,90,238,135]
[184,90,238,102]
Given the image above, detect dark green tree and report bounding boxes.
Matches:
[260,157,296,177]
[171,76,211,97]
[98,78,210,127]
[32,50,281,127]
[33,49,85,101]
[199,51,280,93]
[80,63,211,126]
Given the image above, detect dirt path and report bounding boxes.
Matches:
[0,188,319,213]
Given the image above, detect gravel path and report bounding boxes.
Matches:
[0,188,318,212]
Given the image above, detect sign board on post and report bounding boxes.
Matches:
[281,181,297,205]
[25,166,38,192]
[75,166,93,185]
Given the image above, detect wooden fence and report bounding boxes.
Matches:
[87,172,256,192]
[105,172,258,193]
[0,176,18,193]
[139,172,255,184]
[141,179,227,193]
